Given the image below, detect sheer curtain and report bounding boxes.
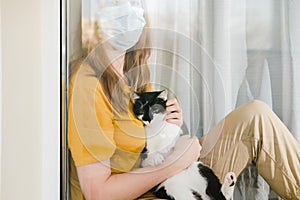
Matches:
[145,0,300,199]
[146,0,300,141]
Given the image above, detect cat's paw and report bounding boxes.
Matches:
[142,153,165,167]
[224,172,236,187]
[221,172,236,200]
[159,145,174,154]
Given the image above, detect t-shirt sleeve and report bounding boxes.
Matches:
[68,65,116,166]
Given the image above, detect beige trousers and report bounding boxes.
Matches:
[139,100,300,200]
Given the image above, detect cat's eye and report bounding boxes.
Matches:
[152,108,159,113]
[151,105,163,114]
[136,109,144,115]
[134,100,143,108]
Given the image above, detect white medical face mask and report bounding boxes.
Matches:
[97,3,146,51]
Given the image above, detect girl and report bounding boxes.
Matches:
[68,1,300,199]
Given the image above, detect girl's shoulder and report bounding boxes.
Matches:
[68,63,110,107]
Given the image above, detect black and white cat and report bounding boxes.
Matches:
[131,90,236,200]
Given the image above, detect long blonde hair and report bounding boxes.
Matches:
[70,15,151,113]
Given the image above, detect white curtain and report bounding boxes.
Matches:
[145,0,300,199]
[145,0,300,141]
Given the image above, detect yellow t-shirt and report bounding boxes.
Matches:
[68,63,147,199]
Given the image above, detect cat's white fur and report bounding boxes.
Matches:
[135,90,236,199]
[142,113,182,167]
[159,162,210,199]
[142,113,236,200]
[156,163,236,200]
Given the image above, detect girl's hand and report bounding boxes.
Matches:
[164,135,201,170]
[165,98,183,127]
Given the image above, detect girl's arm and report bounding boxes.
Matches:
[76,135,201,200]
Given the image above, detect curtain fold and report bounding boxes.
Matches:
[288,0,300,143]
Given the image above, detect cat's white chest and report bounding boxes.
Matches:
[141,113,183,167]
[145,121,181,155]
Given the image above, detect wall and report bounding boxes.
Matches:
[0,0,2,196]
[1,0,59,199]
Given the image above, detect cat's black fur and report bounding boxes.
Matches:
[131,90,236,200]
[132,91,167,123]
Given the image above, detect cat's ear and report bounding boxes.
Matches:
[130,92,140,103]
[158,90,168,101]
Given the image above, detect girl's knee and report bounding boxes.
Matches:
[243,100,272,115]
[249,99,269,107]
[230,100,273,126]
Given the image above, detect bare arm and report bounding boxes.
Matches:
[76,135,201,200]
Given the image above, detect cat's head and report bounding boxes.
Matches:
[131,90,168,126]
